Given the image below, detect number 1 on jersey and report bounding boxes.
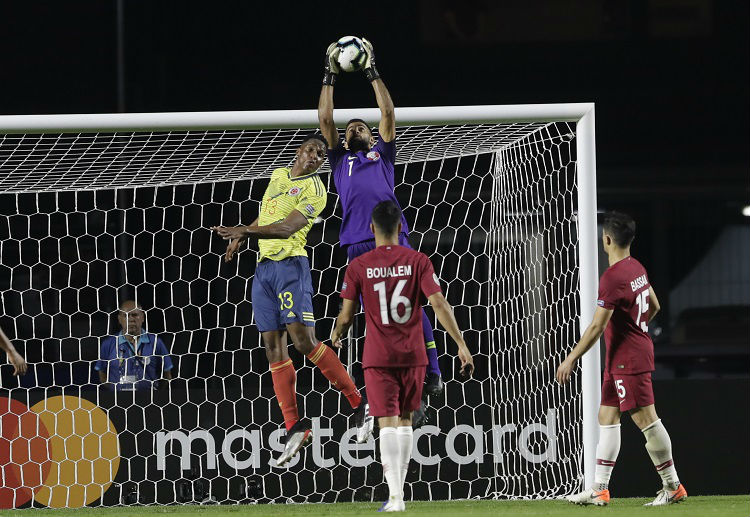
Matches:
[634,290,649,332]
[347,158,355,177]
[373,280,412,325]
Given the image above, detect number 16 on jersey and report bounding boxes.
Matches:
[373,279,412,324]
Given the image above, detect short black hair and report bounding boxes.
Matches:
[371,201,402,236]
[345,118,371,132]
[602,211,636,247]
[300,132,328,148]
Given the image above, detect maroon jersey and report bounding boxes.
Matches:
[597,256,654,374]
[340,245,442,368]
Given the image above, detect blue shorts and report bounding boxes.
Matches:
[346,233,411,261]
[252,256,315,332]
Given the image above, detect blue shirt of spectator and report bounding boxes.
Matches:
[94,300,173,391]
[95,331,173,391]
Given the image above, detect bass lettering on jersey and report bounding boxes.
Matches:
[630,274,648,292]
[366,265,413,279]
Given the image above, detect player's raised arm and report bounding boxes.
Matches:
[319,42,340,149]
[0,325,27,376]
[556,306,614,384]
[361,39,395,143]
[427,292,474,378]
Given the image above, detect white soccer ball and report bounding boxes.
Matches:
[336,36,367,73]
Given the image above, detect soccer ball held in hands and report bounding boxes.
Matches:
[336,36,367,73]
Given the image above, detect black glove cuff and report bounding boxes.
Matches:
[322,72,337,86]
[364,67,380,82]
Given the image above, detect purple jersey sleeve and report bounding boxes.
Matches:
[327,143,347,173]
[373,138,396,165]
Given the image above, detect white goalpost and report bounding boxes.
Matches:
[0,104,599,508]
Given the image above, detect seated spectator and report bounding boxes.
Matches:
[95,300,173,391]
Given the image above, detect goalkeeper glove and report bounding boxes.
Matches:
[361,38,380,82]
[323,42,340,86]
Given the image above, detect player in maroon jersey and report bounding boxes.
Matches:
[331,201,473,512]
[556,212,687,507]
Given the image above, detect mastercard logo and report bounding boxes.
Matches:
[0,395,120,509]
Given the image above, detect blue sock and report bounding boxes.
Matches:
[421,310,441,377]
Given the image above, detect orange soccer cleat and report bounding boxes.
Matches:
[566,488,611,506]
[644,483,688,506]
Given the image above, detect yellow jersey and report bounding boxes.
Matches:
[257,167,327,261]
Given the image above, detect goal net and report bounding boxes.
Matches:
[0,105,599,509]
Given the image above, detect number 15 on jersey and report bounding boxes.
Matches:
[635,290,649,332]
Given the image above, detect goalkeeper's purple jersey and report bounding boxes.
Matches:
[327,139,409,245]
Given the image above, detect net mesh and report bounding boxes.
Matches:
[0,123,544,193]
[0,120,583,508]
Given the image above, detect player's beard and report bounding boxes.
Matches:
[348,136,369,153]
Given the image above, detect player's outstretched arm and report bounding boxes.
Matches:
[361,39,395,143]
[427,292,473,377]
[218,218,257,262]
[556,306,613,384]
[647,286,661,323]
[331,298,357,348]
[319,42,340,149]
[212,212,306,245]
[0,325,27,376]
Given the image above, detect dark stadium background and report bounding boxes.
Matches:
[0,0,747,499]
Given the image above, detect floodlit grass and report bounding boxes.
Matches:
[5,495,748,517]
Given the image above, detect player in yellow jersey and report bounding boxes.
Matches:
[212,134,368,467]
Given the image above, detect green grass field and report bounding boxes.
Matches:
[3,496,748,517]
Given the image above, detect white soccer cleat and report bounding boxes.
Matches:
[355,395,374,444]
[377,497,405,512]
[566,487,610,506]
[644,484,687,506]
[275,421,312,467]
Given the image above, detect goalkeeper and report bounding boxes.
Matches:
[318,38,444,399]
[212,134,368,467]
